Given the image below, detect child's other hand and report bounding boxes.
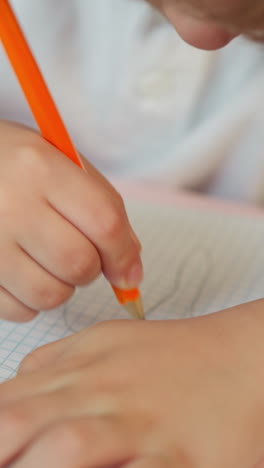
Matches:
[0,120,142,321]
[1,301,264,467]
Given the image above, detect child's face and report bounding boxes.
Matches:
[146,0,264,49]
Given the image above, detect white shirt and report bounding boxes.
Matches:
[1,0,264,202]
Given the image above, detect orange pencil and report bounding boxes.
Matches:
[0,0,144,320]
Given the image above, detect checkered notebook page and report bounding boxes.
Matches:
[1,200,264,382]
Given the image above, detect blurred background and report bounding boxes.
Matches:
[2,0,264,204]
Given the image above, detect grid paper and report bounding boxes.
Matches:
[1,199,264,381]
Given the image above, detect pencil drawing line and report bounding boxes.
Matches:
[60,245,213,330]
[0,363,16,371]
[148,245,213,317]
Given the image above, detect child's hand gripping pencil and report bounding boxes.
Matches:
[0,0,144,320]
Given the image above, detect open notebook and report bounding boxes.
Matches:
[1,198,264,382]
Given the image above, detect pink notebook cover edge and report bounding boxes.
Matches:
[112,180,264,219]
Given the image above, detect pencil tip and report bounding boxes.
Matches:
[124,296,145,320]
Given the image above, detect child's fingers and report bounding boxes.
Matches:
[81,158,142,250]
[0,393,68,465]
[47,152,143,288]
[18,201,101,287]
[17,337,71,374]
[16,321,125,375]
[3,416,136,468]
[0,286,37,322]
[0,243,74,312]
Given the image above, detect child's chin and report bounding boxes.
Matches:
[168,12,236,51]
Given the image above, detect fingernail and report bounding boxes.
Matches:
[119,260,143,289]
